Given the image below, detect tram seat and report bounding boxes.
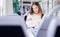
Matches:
[36,5,60,37]
[47,17,60,37]
[0,16,28,37]
[36,15,54,37]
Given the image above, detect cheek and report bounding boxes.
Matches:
[33,8,38,12]
[36,8,38,11]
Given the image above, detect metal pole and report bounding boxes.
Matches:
[20,0,23,15]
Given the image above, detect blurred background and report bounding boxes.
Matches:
[0,0,60,16]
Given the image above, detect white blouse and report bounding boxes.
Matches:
[26,14,41,28]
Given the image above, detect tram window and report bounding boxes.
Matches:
[13,0,19,13]
[0,25,26,37]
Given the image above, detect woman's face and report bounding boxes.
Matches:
[32,5,38,14]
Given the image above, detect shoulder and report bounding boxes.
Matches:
[27,13,33,16]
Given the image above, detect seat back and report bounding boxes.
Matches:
[47,17,60,37]
[0,15,28,37]
[36,5,60,37]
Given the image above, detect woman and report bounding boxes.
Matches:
[26,2,44,28]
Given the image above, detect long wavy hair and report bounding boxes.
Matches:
[29,2,44,18]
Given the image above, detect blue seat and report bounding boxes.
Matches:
[47,17,60,37]
[0,15,28,37]
[36,5,60,37]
